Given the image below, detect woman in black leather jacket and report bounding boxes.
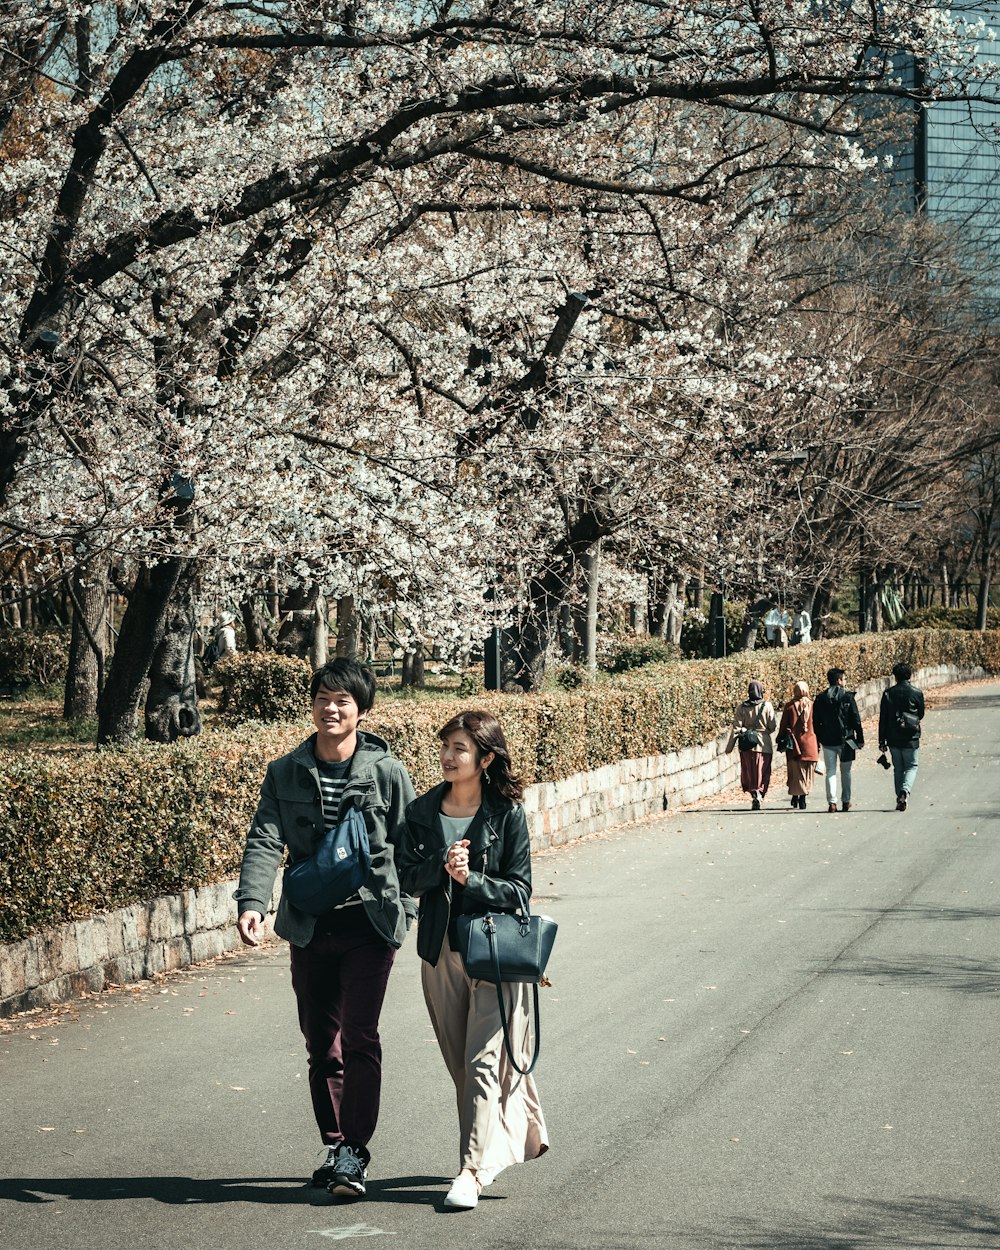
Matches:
[397,710,548,1210]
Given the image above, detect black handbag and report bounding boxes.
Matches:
[737,703,765,751]
[456,884,557,1076]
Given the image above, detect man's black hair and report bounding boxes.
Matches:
[892,662,912,683]
[827,667,846,685]
[310,658,377,712]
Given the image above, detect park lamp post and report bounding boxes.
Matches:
[858,499,923,633]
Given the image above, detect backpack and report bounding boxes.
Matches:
[282,805,372,915]
[202,635,223,667]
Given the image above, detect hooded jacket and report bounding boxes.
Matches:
[396,781,532,966]
[234,729,416,949]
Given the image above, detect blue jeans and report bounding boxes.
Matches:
[823,745,852,806]
[889,745,919,799]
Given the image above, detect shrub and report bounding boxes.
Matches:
[0,628,69,688]
[895,606,1000,631]
[216,651,311,721]
[819,610,859,639]
[604,638,681,672]
[553,663,587,689]
[680,601,764,658]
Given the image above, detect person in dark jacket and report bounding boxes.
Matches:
[813,667,865,812]
[397,710,549,1211]
[878,662,925,811]
[234,659,416,1200]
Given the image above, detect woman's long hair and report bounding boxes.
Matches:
[438,709,524,803]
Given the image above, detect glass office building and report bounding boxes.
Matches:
[890,8,1000,268]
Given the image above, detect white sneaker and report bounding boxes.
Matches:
[444,1173,480,1210]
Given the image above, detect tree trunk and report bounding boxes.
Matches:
[335,595,359,658]
[558,602,576,660]
[736,593,769,651]
[240,595,272,651]
[310,594,329,670]
[811,584,832,639]
[976,573,991,630]
[144,579,201,742]
[63,561,109,719]
[692,565,704,611]
[659,579,679,646]
[97,557,189,744]
[582,539,601,675]
[401,648,426,688]
[276,580,323,658]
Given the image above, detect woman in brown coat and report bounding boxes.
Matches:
[778,680,820,809]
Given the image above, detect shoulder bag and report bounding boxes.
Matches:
[282,805,371,915]
[456,883,558,1076]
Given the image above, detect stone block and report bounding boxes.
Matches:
[162,936,192,972]
[0,938,34,1000]
[104,950,146,986]
[190,929,228,964]
[148,895,184,943]
[195,881,235,934]
[37,925,80,982]
[183,889,198,935]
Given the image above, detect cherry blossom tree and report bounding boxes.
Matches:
[3,0,1000,733]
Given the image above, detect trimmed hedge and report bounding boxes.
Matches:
[2,628,998,943]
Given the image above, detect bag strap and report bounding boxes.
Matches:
[486,919,542,1077]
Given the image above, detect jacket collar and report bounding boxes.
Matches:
[408,780,508,851]
[291,728,391,767]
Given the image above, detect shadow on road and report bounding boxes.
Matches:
[814,954,1000,994]
[685,1194,1000,1248]
[567,1194,1000,1249]
[0,1174,448,1207]
[940,692,1000,714]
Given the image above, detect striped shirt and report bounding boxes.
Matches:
[316,756,351,826]
[315,755,361,909]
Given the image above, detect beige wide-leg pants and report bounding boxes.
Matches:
[421,934,549,1178]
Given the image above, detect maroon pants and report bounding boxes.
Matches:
[289,905,396,1149]
[739,749,772,797]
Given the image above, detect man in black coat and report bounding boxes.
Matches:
[813,667,865,813]
[878,663,925,811]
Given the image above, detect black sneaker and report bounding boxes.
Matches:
[311,1145,340,1188]
[329,1144,368,1200]
[751,797,761,811]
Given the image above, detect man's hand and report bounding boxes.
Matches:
[237,910,264,947]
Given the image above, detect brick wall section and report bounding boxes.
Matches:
[1,663,986,1017]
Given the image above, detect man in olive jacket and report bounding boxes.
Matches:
[234,658,415,1201]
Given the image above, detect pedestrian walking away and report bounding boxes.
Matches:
[879,662,926,811]
[726,680,778,810]
[777,680,819,809]
[233,658,416,1201]
[397,710,549,1212]
[812,667,865,812]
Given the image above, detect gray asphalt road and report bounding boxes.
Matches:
[3,681,1000,1250]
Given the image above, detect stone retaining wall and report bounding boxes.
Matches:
[1,662,987,1017]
